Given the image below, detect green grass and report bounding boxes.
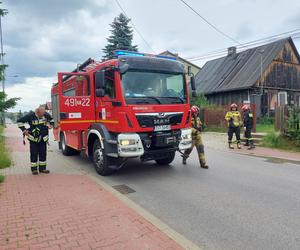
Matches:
[261,132,300,152]
[0,174,4,183]
[256,123,275,133]
[0,125,11,169]
[204,126,227,133]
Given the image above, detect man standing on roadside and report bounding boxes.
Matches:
[17,106,54,175]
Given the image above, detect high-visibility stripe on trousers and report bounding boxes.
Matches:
[29,140,47,171]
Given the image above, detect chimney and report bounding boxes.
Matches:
[227,46,237,56]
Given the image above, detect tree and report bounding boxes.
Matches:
[102,13,138,60]
[0,92,20,124]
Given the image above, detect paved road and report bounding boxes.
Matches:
[5,128,299,250]
[45,141,300,250]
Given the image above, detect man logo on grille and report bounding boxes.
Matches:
[158,113,166,118]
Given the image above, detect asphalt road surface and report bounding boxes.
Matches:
[51,141,300,250]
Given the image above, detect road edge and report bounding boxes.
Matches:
[89,174,202,250]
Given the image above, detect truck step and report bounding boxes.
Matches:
[107,153,118,158]
[106,139,118,144]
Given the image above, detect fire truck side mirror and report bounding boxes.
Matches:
[96,89,105,98]
[190,76,196,91]
[95,70,106,89]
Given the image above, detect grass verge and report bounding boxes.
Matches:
[0,125,11,169]
[256,123,275,133]
[261,132,300,152]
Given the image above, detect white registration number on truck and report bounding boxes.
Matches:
[154,125,171,131]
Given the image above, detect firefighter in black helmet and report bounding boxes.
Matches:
[17,106,54,175]
[225,103,243,149]
[182,105,208,169]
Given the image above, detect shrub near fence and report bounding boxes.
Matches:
[201,104,256,132]
[275,106,300,145]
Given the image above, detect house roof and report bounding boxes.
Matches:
[195,37,300,94]
[159,50,201,70]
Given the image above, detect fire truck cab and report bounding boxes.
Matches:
[51,51,194,175]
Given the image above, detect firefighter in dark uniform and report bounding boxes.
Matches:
[242,104,255,150]
[182,105,208,169]
[225,103,243,149]
[17,106,54,175]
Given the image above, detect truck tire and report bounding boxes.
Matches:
[60,133,74,156]
[155,151,176,165]
[93,139,112,176]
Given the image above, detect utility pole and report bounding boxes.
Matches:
[259,49,265,116]
[0,14,5,125]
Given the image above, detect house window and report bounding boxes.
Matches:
[278,92,287,106]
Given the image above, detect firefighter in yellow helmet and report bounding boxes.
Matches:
[225,103,243,149]
[182,105,208,169]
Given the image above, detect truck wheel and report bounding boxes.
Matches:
[155,151,176,165]
[60,133,74,156]
[93,140,112,176]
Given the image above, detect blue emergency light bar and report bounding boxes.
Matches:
[114,50,177,60]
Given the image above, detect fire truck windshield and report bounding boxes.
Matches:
[121,71,186,105]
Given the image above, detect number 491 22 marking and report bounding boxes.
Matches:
[64,97,90,107]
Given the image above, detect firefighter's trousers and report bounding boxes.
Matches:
[30,140,47,172]
[183,134,206,166]
[228,126,241,143]
[244,126,253,145]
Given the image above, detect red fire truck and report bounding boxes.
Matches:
[51,50,196,175]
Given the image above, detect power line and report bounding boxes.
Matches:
[187,30,300,61]
[114,0,155,53]
[179,0,241,45]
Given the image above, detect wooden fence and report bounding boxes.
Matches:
[275,106,300,134]
[200,104,257,132]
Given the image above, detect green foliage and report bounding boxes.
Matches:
[257,116,274,125]
[0,125,11,169]
[0,175,4,183]
[190,93,209,108]
[0,92,20,113]
[261,132,284,148]
[285,107,300,146]
[102,13,138,60]
[256,123,274,133]
[261,132,300,152]
[0,2,8,17]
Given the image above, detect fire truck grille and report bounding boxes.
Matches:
[135,112,183,128]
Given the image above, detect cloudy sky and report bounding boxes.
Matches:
[3,0,300,111]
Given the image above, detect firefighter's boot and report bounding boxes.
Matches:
[244,139,249,146]
[248,141,255,150]
[31,167,38,175]
[228,142,234,149]
[200,160,209,169]
[39,169,50,174]
[237,142,242,149]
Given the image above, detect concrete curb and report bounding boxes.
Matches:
[89,174,202,250]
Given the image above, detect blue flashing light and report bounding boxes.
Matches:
[114,50,177,61]
[114,50,145,57]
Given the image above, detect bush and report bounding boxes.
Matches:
[0,174,4,183]
[0,126,11,169]
[262,132,284,148]
[190,93,209,108]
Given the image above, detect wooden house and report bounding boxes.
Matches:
[195,37,300,117]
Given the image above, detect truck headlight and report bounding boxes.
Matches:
[182,133,192,140]
[120,139,136,146]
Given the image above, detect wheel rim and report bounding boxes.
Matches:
[94,146,104,169]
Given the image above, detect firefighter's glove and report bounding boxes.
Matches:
[23,130,30,137]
